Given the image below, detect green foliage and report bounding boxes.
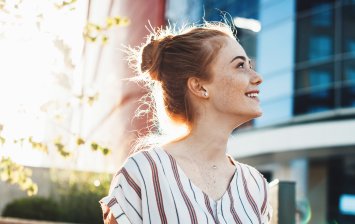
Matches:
[55,172,111,223]
[2,172,112,223]
[2,197,61,221]
[58,188,106,223]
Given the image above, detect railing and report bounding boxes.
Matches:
[270,180,296,224]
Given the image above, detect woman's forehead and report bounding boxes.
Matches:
[224,37,247,57]
[216,37,248,62]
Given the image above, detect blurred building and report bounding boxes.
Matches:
[166,0,355,223]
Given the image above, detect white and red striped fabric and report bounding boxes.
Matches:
[100,147,272,224]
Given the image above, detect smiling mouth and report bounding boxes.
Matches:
[245,91,260,102]
[245,92,259,98]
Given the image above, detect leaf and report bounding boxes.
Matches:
[26,183,38,196]
[76,137,85,146]
[95,25,101,31]
[90,142,98,151]
[54,138,71,157]
[101,35,108,44]
[101,147,110,155]
[113,16,120,25]
[121,17,130,25]
[0,136,5,145]
[106,17,114,28]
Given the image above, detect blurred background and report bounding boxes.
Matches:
[0,0,354,223]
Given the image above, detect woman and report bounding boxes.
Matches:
[100,22,272,224]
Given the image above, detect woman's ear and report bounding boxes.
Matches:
[187,77,208,99]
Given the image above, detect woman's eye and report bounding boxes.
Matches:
[237,62,244,68]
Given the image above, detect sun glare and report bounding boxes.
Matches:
[0,1,86,167]
[234,17,262,33]
[153,84,190,144]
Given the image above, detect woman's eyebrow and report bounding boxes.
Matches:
[230,55,247,63]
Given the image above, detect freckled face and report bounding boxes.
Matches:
[207,36,263,123]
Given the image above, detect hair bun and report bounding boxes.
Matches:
[141,37,160,81]
[140,35,173,81]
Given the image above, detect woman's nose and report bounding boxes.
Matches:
[251,71,263,85]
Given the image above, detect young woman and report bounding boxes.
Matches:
[100,22,272,224]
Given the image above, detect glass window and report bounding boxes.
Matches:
[296,0,335,63]
[311,4,332,27]
[294,86,335,114]
[309,36,332,60]
[297,0,335,13]
[294,63,335,115]
[344,67,355,83]
[342,2,355,54]
[309,69,332,87]
[296,63,334,89]
[296,18,334,62]
[348,40,355,54]
[341,59,355,108]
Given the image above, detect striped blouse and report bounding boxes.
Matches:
[100,147,272,224]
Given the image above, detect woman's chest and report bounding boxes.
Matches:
[183,166,235,201]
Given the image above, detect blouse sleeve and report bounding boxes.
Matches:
[260,175,273,224]
[100,159,143,224]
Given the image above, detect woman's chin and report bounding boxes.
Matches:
[235,111,263,126]
[254,110,263,118]
[248,109,263,119]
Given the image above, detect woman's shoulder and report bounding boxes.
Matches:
[124,147,164,167]
[235,162,273,222]
[108,148,159,193]
[114,147,165,178]
[234,161,268,188]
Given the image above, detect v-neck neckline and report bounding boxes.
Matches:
[156,147,238,204]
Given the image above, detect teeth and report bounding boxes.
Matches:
[246,93,259,98]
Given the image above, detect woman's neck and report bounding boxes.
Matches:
[167,116,239,163]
